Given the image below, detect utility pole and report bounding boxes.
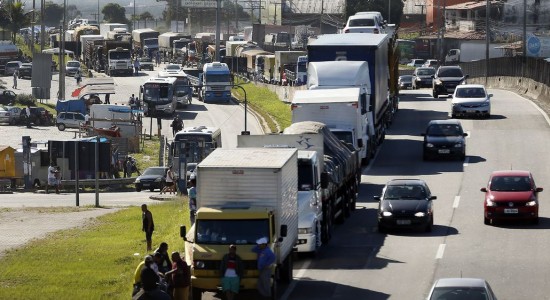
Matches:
[133,0,136,30]
[272,1,283,25]
[235,0,238,33]
[215,0,221,61]
[485,0,490,84]
[40,0,45,51]
[388,0,391,24]
[319,0,324,31]
[97,0,100,22]
[31,0,35,53]
[60,0,67,100]
[523,0,526,58]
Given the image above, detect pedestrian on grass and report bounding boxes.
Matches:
[165,251,190,300]
[220,245,244,300]
[252,237,275,299]
[141,204,155,252]
[154,242,172,274]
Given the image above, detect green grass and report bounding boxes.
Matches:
[232,77,292,133]
[0,199,191,299]
[132,135,163,171]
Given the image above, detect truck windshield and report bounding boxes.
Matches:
[109,51,131,60]
[332,131,354,145]
[144,39,158,47]
[174,41,187,49]
[195,219,270,245]
[205,74,230,83]
[298,161,314,191]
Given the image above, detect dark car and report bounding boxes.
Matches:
[412,67,435,89]
[427,278,498,300]
[19,107,54,126]
[18,63,32,79]
[432,66,468,98]
[398,75,413,90]
[376,179,436,233]
[482,170,543,225]
[134,166,168,192]
[422,120,467,161]
[0,89,17,105]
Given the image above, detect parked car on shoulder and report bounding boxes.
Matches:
[427,278,498,300]
[20,106,54,126]
[4,61,22,76]
[1,105,21,125]
[18,63,32,79]
[134,166,169,192]
[412,67,435,89]
[376,179,436,233]
[482,170,542,225]
[0,89,17,105]
[422,119,467,161]
[451,84,492,118]
[0,106,11,124]
[56,111,86,131]
[432,65,468,98]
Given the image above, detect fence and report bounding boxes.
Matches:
[460,56,550,86]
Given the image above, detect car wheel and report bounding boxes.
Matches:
[58,124,66,131]
[149,187,155,192]
[484,217,490,225]
[486,113,491,119]
[425,217,433,232]
[378,223,387,233]
[459,153,466,161]
[135,186,142,192]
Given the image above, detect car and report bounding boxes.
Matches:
[427,278,498,300]
[0,106,11,124]
[56,111,86,131]
[18,63,32,79]
[0,89,17,105]
[134,166,169,192]
[422,59,439,68]
[343,13,385,34]
[186,162,197,181]
[407,58,425,68]
[375,179,436,233]
[422,120,467,161]
[398,75,413,90]
[412,67,436,89]
[164,64,182,72]
[4,61,22,76]
[482,170,543,225]
[432,65,468,98]
[451,84,492,118]
[65,61,81,77]
[2,105,21,125]
[138,57,154,71]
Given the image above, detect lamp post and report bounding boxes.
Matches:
[232,84,249,134]
[388,0,391,24]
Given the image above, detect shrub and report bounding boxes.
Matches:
[15,93,37,106]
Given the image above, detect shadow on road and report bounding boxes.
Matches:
[285,278,390,300]
[490,216,550,229]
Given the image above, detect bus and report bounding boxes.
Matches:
[139,77,177,117]
[170,125,222,182]
[396,39,416,64]
[158,70,193,108]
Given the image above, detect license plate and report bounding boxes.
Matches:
[466,110,476,113]
[438,149,450,154]
[142,184,150,187]
[397,220,411,225]
[504,208,518,214]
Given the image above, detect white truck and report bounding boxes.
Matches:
[237,135,325,254]
[89,104,140,138]
[307,61,376,162]
[292,87,371,165]
[79,35,103,61]
[99,23,128,39]
[181,147,298,300]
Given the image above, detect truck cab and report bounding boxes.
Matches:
[200,62,232,103]
[107,47,132,76]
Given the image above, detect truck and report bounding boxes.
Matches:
[187,62,232,103]
[284,55,308,86]
[106,28,131,42]
[74,25,100,43]
[292,88,372,165]
[273,51,306,85]
[237,135,325,254]
[132,28,160,56]
[158,32,187,54]
[307,33,393,151]
[99,23,128,39]
[170,37,192,64]
[255,54,275,83]
[105,46,133,76]
[181,147,298,300]
[444,41,505,64]
[263,32,292,52]
[0,41,19,74]
[79,34,103,61]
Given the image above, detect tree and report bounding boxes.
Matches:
[67,4,81,20]
[140,12,154,28]
[102,3,129,24]
[1,0,31,43]
[41,2,63,27]
[346,0,404,25]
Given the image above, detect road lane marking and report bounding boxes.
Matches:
[280,256,312,300]
[436,244,446,259]
[453,196,460,208]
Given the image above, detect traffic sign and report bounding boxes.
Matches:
[181,0,220,8]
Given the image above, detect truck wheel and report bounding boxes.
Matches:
[321,206,332,244]
[279,254,293,283]
[192,287,202,300]
[432,90,439,98]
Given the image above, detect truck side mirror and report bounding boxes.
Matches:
[180,225,187,240]
[320,172,329,189]
[280,225,287,238]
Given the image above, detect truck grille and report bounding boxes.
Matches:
[210,86,227,92]
[116,62,127,69]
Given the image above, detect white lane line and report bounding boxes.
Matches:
[453,196,460,208]
[280,257,312,300]
[463,156,469,166]
[436,244,446,259]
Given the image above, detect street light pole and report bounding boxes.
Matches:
[388,0,391,24]
[232,85,248,134]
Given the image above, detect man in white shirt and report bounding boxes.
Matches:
[46,161,59,194]
[25,105,32,128]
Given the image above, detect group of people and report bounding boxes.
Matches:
[140,204,277,300]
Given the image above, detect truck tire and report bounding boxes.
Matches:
[336,196,346,224]
[192,287,202,300]
[279,255,293,284]
[321,205,332,244]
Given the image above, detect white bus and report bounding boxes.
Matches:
[157,70,193,108]
[139,77,177,117]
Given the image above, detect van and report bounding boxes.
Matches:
[344,12,386,34]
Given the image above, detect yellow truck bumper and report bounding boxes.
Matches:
[192,276,259,291]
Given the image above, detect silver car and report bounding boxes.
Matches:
[4,61,22,76]
[451,84,492,118]
[65,61,81,77]
[56,111,86,131]
[0,106,10,124]
[427,278,498,300]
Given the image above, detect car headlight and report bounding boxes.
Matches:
[526,200,537,206]
[454,143,463,148]
[426,143,434,148]
[134,178,140,183]
[486,198,496,206]
[154,178,162,182]
[434,79,442,85]
[194,261,205,269]
[382,211,392,217]
[298,227,313,234]
[415,212,426,217]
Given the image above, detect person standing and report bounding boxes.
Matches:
[134,59,140,76]
[252,237,275,299]
[25,105,32,128]
[141,204,155,252]
[187,178,197,224]
[12,69,18,89]
[75,69,82,85]
[46,161,60,194]
[170,117,179,137]
[165,251,190,300]
[84,113,90,126]
[220,245,244,300]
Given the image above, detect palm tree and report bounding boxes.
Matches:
[2,0,31,43]
[140,12,154,28]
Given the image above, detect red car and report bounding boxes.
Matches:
[482,170,543,225]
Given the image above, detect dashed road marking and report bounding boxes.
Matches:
[436,244,446,259]
[453,196,460,208]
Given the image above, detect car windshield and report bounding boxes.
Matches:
[490,176,532,191]
[427,124,463,136]
[400,76,413,81]
[417,68,435,75]
[349,18,376,27]
[430,287,489,300]
[384,185,427,200]
[140,58,152,62]
[456,88,486,98]
[166,65,181,71]
[67,62,80,67]
[438,68,464,77]
[195,219,270,245]
[142,167,165,176]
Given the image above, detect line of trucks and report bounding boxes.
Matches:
[180,32,398,299]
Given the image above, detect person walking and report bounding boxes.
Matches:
[252,237,275,299]
[170,117,179,137]
[25,105,32,128]
[12,69,18,89]
[141,204,155,252]
[187,178,197,224]
[220,245,244,300]
[160,166,175,195]
[165,251,190,300]
[75,69,82,85]
[46,161,60,194]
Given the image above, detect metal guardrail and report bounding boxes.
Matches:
[60,177,136,187]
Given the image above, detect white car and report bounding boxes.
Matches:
[407,59,425,68]
[164,64,182,72]
[343,13,385,34]
[451,84,492,119]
